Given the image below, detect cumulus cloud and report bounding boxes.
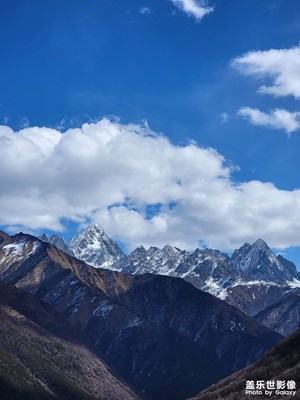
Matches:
[1,119,300,251]
[170,0,214,21]
[232,45,300,134]
[237,107,300,135]
[232,45,300,99]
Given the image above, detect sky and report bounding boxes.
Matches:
[1,0,300,265]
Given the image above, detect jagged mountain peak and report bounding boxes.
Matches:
[39,223,123,268]
[50,233,63,240]
[126,245,147,260]
[71,223,108,244]
[231,238,297,283]
[137,244,146,249]
[162,244,183,255]
[194,248,202,255]
[202,248,230,261]
[233,239,271,258]
[162,244,175,251]
[236,242,251,251]
[84,222,106,236]
[39,232,73,256]
[146,246,160,254]
[132,245,147,253]
[39,233,49,241]
[251,238,270,251]
[69,223,123,268]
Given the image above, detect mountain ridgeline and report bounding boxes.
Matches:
[41,224,300,335]
[0,229,283,400]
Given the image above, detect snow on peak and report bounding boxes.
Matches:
[86,223,105,235]
[69,223,123,268]
[134,245,147,253]
[162,245,182,256]
[0,239,40,268]
[137,244,145,249]
[251,238,270,251]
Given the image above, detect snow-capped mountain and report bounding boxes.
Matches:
[121,238,298,286]
[0,229,282,400]
[39,227,299,289]
[114,238,299,304]
[68,223,124,268]
[113,237,300,323]
[113,244,188,275]
[231,238,298,282]
[38,224,300,329]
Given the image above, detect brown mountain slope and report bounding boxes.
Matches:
[0,282,140,400]
[0,231,282,400]
[188,328,300,400]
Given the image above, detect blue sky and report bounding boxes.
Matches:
[1,0,300,266]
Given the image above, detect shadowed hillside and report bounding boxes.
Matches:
[0,282,140,400]
[189,328,300,400]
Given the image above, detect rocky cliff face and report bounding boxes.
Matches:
[0,230,282,400]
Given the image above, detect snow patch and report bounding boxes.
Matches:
[3,242,25,257]
[232,279,283,288]
[203,277,228,300]
[93,300,114,318]
[2,240,40,259]
[125,316,142,328]
[288,279,300,288]
[28,241,40,255]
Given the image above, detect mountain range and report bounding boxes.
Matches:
[0,229,283,400]
[41,224,300,335]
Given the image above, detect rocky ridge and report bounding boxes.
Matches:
[39,225,300,328]
[0,230,282,400]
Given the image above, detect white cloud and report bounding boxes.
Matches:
[170,0,214,21]
[232,45,300,99]
[139,7,151,15]
[237,107,300,135]
[220,112,230,123]
[1,119,300,251]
